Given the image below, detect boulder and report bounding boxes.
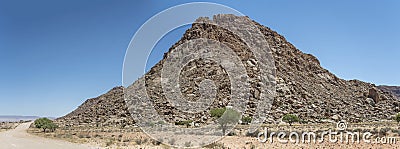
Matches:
[368,88,380,103]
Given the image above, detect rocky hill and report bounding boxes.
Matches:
[378,85,400,99]
[57,14,400,127]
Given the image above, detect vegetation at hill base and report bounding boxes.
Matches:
[34,118,58,133]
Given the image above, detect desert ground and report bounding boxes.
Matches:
[0,122,96,149]
[25,121,400,148]
[2,121,400,148]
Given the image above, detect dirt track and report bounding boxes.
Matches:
[0,122,96,149]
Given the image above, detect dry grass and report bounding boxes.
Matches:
[0,121,21,132]
[28,126,155,148]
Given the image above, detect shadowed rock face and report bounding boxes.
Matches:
[57,14,400,127]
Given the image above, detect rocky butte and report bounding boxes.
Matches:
[57,14,400,128]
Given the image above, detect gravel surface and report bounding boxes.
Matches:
[0,122,97,149]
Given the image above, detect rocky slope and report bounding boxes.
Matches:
[58,14,400,127]
[56,87,134,128]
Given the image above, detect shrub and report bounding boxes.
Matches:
[175,120,193,128]
[245,129,260,137]
[282,114,299,126]
[217,108,240,135]
[379,127,390,135]
[78,134,85,138]
[106,139,114,146]
[210,107,241,135]
[143,138,148,144]
[299,119,308,124]
[34,118,58,132]
[135,138,143,145]
[184,141,191,147]
[210,107,226,118]
[241,116,252,125]
[227,131,236,136]
[148,122,155,128]
[395,113,400,123]
[156,121,165,128]
[134,137,147,145]
[250,144,256,149]
[204,142,227,149]
[151,138,162,145]
[45,122,58,132]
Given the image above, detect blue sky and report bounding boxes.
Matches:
[0,0,399,117]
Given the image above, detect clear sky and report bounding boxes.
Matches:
[0,0,399,117]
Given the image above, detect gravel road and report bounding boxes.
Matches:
[0,122,96,149]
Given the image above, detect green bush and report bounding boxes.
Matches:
[156,121,165,125]
[175,120,193,128]
[34,118,58,132]
[395,113,400,123]
[282,114,299,126]
[210,107,226,118]
[210,107,241,134]
[241,116,252,125]
[218,108,240,135]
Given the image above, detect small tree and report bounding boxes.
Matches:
[210,107,240,135]
[45,122,58,132]
[282,114,299,126]
[395,113,400,123]
[34,118,58,133]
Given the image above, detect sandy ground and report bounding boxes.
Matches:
[19,122,400,148]
[0,122,97,149]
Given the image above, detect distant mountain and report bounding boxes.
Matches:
[378,85,400,99]
[0,115,40,122]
